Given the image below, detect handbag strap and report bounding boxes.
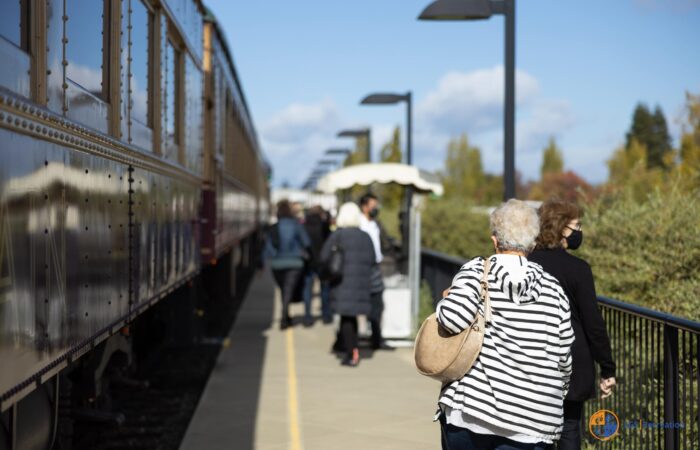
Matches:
[480,258,492,323]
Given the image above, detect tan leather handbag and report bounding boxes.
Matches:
[414,258,492,383]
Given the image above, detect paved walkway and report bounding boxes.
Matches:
[180,270,439,450]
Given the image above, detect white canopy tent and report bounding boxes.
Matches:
[316,163,443,340]
[316,163,443,196]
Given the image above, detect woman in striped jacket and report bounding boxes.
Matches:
[436,199,575,450]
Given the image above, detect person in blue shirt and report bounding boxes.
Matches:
[264,199,312,330]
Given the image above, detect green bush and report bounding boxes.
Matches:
[579,184,700,321]
[420,187,700,322]
[420,198,494,259]
[417,280,435,330]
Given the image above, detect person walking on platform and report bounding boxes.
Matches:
[436,199,575,450]
[264,199,312,330]
[321,202,377,367]
[303,205,332,325]
[529,199,616,450]
[358,193,390,350]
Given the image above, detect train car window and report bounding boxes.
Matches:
[183,53,202,173]
[130,0,151,127]
[0,0,29,50]
[66,0,108,99]
[0,0,30,97]
[164,38,179,148]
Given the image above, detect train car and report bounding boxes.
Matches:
[201,10,270,280]
[0,1,268,449]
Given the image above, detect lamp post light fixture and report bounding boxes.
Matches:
[325,148,352,156]
[360,92,413,165]
[337,128,372,163]
[318,159,340,167]
[419,0,516,200]
[324,148,353,168]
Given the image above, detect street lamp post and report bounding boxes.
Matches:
[419,0,516,200]
[325,148,352,156]
[337,128,372,163]
[325,148,352,167]
[318,159,340,169]
[360,92,413,165]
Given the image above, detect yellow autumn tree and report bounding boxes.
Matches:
[376,127,403,211]
[677,92,700,190]
[606,138,665,200]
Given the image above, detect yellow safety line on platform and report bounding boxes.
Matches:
[286,327,303,450]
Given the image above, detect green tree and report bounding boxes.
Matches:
[540,137,564,177]
[625,103,672,170]
[606,138,664,200]
[340,136,371,200]
[441,134,486,201]
[420,198,494,259]
[343,136,369,167]
[480,174,504,205]
[677,92,700,189]
[650,106,673,169]
[377,126,404,211]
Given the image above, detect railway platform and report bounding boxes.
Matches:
[179,269,437,450]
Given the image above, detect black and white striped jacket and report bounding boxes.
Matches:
[437,255,575,443]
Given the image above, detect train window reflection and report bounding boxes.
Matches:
[66,0,107,99]
[0,0,28,50]
[164,39,179,145]
[130,0,151,126]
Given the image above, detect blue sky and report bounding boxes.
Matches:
[206,0,700,187]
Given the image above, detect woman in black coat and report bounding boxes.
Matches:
[529,199,616,450]
[320,202,377,367]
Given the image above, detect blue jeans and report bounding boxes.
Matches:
[303,268,330,320]
[440,415,553,450]
[558,400,583,450]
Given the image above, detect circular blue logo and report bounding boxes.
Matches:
[589,409,620,441]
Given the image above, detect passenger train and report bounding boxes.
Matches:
[0,1,269,448]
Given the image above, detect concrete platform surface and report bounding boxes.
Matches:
[180,270,439,450]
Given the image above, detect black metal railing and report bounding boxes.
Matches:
[420,249,699,450]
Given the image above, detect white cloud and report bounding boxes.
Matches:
[259,99,362,186]
[417,65,540,137]
[412,66,577,182]
[259,98,409,186]
[65,62,104,94]
[259,67,584,187]
[261,98,340,145]
[518,99,576,154]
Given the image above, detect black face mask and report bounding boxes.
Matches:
[369,208,379,219]
[565,229,583,250]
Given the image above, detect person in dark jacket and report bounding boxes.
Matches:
[264,199,312,330]
[320,202,377,367]
[303,205,332,326]
[529,199,616,450]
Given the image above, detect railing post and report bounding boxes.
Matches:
[663,324,679,450]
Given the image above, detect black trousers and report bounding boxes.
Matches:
[272,269,303,323]
[558,400,584,450]
[369,291,384,347]
[339,316,358,359]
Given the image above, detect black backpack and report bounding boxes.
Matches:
[322,234,344,283]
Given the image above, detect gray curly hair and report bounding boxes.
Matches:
[490,199,540,253]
